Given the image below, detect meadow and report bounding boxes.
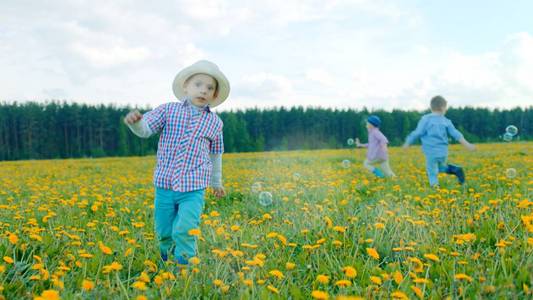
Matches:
[0,143,531,299]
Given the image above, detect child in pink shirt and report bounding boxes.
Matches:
[355,115,396,178]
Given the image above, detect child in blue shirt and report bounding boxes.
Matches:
[403,96,475,187]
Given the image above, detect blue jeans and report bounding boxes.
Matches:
[154,187,205,263]
[425,155,449,186]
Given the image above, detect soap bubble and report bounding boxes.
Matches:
[347,138,354,146]
[251,182,262,193]
[505,168,517,179]
[293,173,301,181]
[258,191,273,206]
[502,132,513,142]
[505,125,518,136]
[342,160,351,169]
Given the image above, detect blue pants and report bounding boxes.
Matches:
[425,155,449,186]
[154,187,205,263]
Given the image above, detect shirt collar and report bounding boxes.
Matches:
[182,97,211,112]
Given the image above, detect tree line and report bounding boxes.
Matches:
[0,101,530,161]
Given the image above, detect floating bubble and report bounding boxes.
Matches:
[505,168,517,179]
[342,160,351,169]
[347,138,354,146]
[258,191,273,206]
[293,173,301,180]
[505,125,518,136]
[251,182,262,193]
[502,132,513,142]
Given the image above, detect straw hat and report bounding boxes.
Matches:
[172,60,230,108]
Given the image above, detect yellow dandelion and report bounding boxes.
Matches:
[333,226,346,233]
[413,278,430,284]
[35,289,61,300]
[98,242,112,255]
[154,275,164,286]
[243,279,253,286]
[81,280,94,291]
[342,266,357,278]
[393,271,403,284]
[8,233,18,245]
[454,273,473,282]
[316,274,330,284]
[410,285,424,299]
[269,269,284,279]
[391,290,409,299]
[286,262,296,270]
[370,276,382,285]
[3,257,14,264]
[132,281,147,291]
[267,285,279,294]
[189,257,200,265]
[366,248,380,260]
[335,280,352,287]
[139,272,150,283]
[311,290,329,299]
[423,253,440,262]
[213,279,223,287]
[336,296,364,300]
[188,228,201,236]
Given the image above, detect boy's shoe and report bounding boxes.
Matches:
[175,255,189,266]
[447,164,465,184]
[160,253,168,262]
[372,168,385,178]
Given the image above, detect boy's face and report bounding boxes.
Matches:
[183,74,217,107]
[366,122,374,130]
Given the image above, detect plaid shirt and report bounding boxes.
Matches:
[144,101,224,192]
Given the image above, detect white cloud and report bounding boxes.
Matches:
[69,42,151,67]
[305,69,335,87]
[0,1,531,111]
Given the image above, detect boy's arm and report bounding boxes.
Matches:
[355,138,368,148]
[458,137,476,151]
[403,116,427,147]
[209,154,222,188]
[139,104,168,135]
[209,130,225,197]
[125,117,153,138]
[446,120,475,151]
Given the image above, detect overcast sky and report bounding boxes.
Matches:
[1,0,532,111]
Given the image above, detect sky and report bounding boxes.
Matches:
[1,0,532,111]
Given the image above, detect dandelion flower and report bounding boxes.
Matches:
[366,248,380,260]
[81,279,94,291]
[335,280,352,287]
[342,266,357,278]
[311,290,329,299]
[316,274,329,284]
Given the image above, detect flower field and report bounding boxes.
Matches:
[0,143,531,299]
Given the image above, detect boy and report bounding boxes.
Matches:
[355,115,396,178]
[124,60,229,265]
[403,95,475,187]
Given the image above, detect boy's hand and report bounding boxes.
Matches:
[124,110,143,125]
[459,138,476,151]
[355,138,361,147]
[212,187,225,198]
[465,143,476,151]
